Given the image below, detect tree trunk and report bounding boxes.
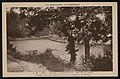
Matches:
[66,36,77,67]
[84,39,90,62]
[70,48,76,66]
[84,38,91,70]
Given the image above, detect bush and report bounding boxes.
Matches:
[8,47,70,71]
[76,48,113,71]
[91,48,112,71]
[75,55,93,71]
[75,47,112,71]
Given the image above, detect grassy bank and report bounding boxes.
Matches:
[7,48,73,72]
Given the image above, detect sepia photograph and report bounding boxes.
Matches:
[2,2,118,77]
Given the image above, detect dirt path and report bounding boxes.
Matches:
[7,55,49,72]
[7,54,76,72]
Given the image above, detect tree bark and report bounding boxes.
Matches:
[84,38,91,70]
[66,35,77,67]
[70,48,76,66]
[84,39,90,62]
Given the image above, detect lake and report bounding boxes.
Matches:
[12,39,109,62]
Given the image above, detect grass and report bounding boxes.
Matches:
[8,48,72,72]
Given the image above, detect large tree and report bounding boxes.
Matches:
[48,7,112,68]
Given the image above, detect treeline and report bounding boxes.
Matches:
[7,8,64,38]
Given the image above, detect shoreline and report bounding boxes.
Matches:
[9,36,111,46]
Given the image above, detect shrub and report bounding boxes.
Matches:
[75,47,112,71]
[8,47,70,71]
[75,55,93,71]
[91,48,112,71]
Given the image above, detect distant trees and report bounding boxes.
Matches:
[7,8,28,38]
